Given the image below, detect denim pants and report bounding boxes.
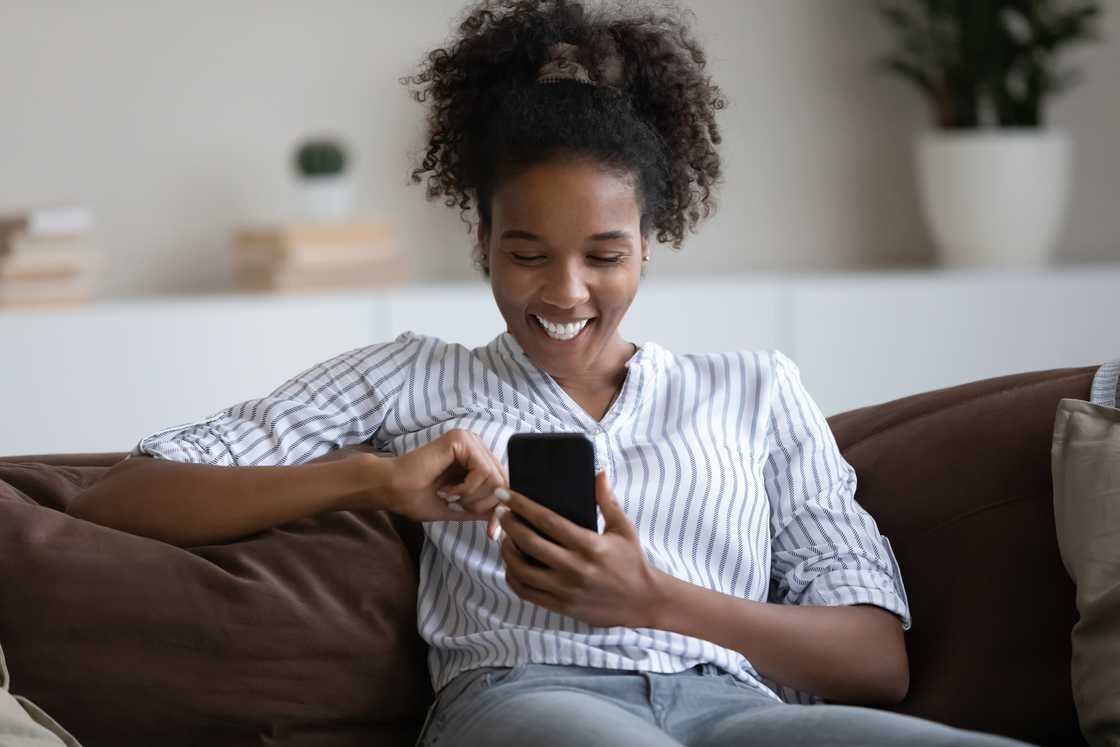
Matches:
[416,663,1035,747]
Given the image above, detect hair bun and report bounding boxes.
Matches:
[536,42,594,85]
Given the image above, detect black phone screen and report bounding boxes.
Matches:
[507,432,598,535]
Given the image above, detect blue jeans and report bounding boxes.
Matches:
[416,663,1035,747]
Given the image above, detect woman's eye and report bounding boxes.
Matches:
[511,254,545,263]
[590,255,624,264]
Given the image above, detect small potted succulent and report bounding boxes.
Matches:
[876,0,1103,267]
[293,137,353,222]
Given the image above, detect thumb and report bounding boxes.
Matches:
[595,471,636,538]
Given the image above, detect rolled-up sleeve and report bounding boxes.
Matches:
[763,351,911,630]
[131,337,418,466]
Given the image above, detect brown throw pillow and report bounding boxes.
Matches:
[1052,397,1120,747]
[828,364,1094,746]
[0,460,432,747]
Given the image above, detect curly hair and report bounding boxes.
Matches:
[403,0,726,268]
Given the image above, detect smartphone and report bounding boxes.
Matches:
[506,432,599,541]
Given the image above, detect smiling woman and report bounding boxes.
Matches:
[66,2,1033,746]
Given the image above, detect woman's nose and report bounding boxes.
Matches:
[539,262,590,309]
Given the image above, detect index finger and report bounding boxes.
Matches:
[472,432,509,487]
[494,487,594,550]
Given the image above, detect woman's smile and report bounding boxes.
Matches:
[531,314,595,342]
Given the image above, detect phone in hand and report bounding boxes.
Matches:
[506,432,599,551]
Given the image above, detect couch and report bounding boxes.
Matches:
[0,364,1099,747]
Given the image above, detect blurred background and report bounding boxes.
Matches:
[1,0,1118,453]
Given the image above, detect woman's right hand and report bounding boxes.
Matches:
[362,429,508,530]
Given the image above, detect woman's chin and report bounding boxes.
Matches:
[517,319,591,373]
[516,317,634,380]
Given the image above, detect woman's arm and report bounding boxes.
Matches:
[648,574,909,705]
[495,475,909,707]
[66,450,393,547]
[69,429,508,547]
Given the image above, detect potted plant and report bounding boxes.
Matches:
[876,0,1103,267]
[293,137,353,222]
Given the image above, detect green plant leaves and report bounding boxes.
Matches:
[294,138,348,178]
[874,0,1104,128]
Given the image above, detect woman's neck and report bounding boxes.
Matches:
[550,340,637,421]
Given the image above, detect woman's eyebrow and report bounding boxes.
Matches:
[497,230,631,245]
[498,229,632,242]
[499,229,541,241]
[588,230,632,242]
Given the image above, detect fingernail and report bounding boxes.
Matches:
[436,489,448,499]
[493,488,511,503]
[448,503,464,513]
[443,494,462,503]
[491,526,503,543]
[494,505,510,520]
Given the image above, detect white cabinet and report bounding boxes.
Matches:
[1,266,1117,455]
[1,292,389,455]
[620,277,786,355]
[789,267,1120,413]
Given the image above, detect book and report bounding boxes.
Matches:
[235,222,391,246]
[235,255,407,293]
[0,273,92,308]
[233,221,395,267]
[0,240,94,281]
[233,239,394,271]
[0,206,95,251]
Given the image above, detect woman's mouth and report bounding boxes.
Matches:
[532,314,593,342]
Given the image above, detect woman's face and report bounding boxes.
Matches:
[480,159,646,382]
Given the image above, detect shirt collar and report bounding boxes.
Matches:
[490,331,662,373]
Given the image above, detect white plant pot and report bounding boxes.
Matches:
[917,129,1072,268]
[297,176,354,223]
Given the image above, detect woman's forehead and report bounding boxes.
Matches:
[491,160,641,226]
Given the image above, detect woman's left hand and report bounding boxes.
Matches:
[496,472,665,629]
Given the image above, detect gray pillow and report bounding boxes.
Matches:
[1052,360,1120,747]
[0,640,81,747]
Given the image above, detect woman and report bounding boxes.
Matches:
[71,2,1030,745]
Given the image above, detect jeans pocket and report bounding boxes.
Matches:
[484,662,531,689]
[418,666,525,747]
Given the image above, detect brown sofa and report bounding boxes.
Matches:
[0,364,1098,747]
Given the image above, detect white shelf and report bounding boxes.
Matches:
[2,266,1118,455]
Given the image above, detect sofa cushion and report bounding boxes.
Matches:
[827,364,1097,747]
[1052,394,1120,747]
[0,459,431,747]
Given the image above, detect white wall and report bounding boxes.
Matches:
[1,1,1117,299]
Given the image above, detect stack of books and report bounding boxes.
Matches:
[232,221,405,293]
[0,206,97,308]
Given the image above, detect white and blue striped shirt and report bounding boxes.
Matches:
[134,331,911,703]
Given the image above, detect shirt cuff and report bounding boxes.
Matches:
[131,414,233,465]
[801,571,912,630]
[1090,359,1119,408]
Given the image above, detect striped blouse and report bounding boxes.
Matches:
[133,331,911,703]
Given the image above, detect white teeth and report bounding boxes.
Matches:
[533,315,590,341]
